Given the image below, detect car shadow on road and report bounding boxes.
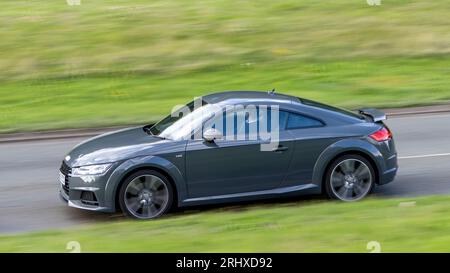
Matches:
[67,194,329,223]
[166,194,328,219]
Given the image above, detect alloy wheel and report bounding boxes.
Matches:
[124,174,170,219]
[330,159,373,201]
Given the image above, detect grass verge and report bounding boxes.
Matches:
[1,195,450,252]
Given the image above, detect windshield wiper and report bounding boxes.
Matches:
[143,125,153,135]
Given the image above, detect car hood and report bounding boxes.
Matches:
[65,127,169,167]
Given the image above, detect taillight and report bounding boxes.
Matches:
[369,127,392,142]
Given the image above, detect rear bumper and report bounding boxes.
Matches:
[376,139,398,185]
[379,165,398,185]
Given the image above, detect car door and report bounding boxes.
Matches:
[280,111,338,188]
[185,106,294,198]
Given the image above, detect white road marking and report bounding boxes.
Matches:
[399,153,450,159]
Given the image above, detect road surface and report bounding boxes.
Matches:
[1,113,450,233]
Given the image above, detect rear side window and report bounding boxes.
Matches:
[287,113,323,129]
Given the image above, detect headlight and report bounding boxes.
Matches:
[72,163,112,176]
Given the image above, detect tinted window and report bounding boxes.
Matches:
[278,111,288,130]
[265,109,288,132]
[287,113,323,129]
[205,108,252,139]
[205,106,289,139]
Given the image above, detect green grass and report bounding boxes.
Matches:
[1,195,450,253]
[0,0,449,132]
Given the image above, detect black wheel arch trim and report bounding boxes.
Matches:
[312,138,384,192]
[104,155,187,212]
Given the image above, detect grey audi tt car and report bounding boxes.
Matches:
[59,91,397,219]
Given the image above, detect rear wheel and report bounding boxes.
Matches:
[119,170,173,219]
[325,154,375,201]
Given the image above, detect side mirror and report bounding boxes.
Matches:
[203,128,223,142]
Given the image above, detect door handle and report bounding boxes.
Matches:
[272,145,289,152]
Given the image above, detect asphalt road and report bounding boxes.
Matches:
[1,113,450,234]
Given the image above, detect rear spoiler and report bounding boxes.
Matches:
[358,108,386,122]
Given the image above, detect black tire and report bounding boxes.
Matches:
[324,154,375,201]
[119,170,174,219]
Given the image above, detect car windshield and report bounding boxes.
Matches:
[147,100,215,140]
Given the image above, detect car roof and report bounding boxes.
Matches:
[202,91,300,104]
[201,91,365,125]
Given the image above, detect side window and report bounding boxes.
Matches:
[264,109,288,132]
[287,113,323,129]
[203,106,289,139]
[278,111,288,131]
[204,109,250,139]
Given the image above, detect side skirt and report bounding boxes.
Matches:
[180,184,319,207]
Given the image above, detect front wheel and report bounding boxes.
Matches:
[119,170,173,219]
[324,155,375,201]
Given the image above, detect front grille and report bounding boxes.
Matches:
[60,161,71,195]
[60,161,71,175]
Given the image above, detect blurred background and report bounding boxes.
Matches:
[0,0,448,133]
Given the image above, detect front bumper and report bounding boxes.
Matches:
[59,189,112,212]
[59,164,116,213]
